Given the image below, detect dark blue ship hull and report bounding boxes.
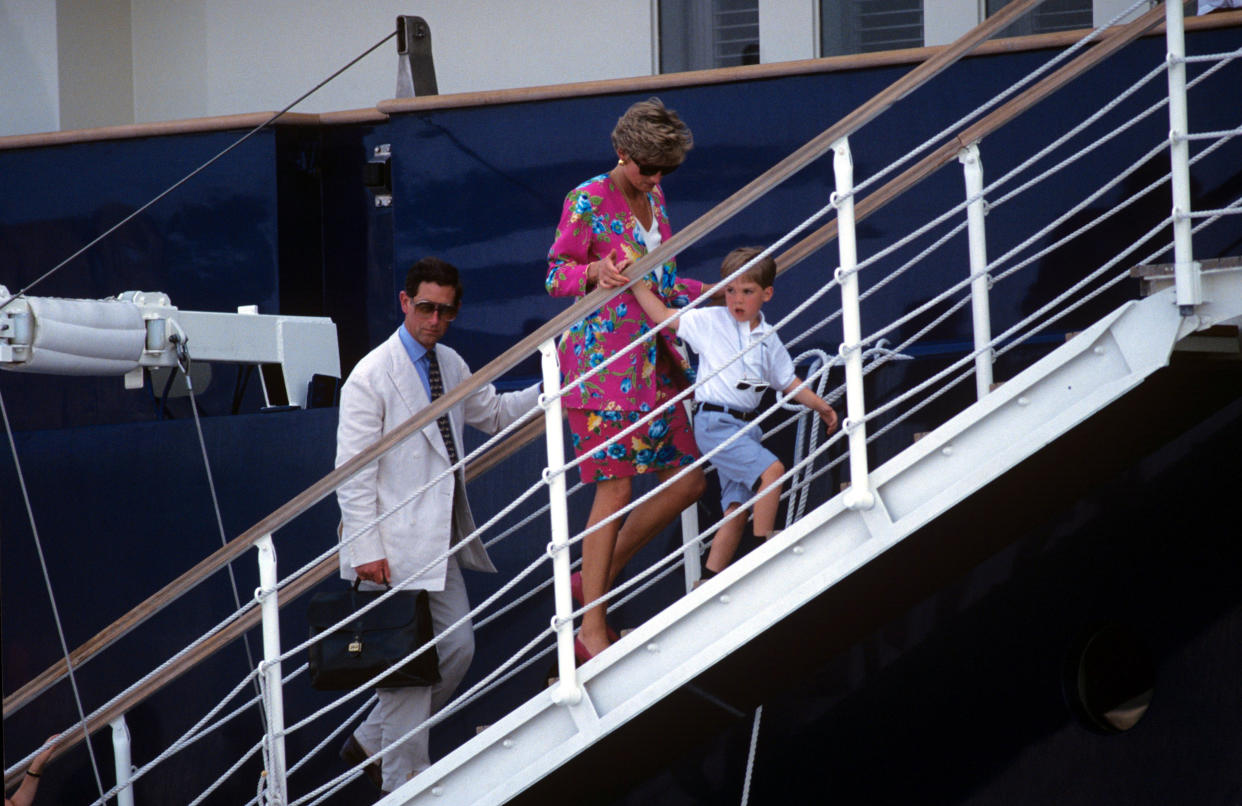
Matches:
[3,20,1241,804]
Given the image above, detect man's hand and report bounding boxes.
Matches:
[353,558,391,585]
[820,405,839,434]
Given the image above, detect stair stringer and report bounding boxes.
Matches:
[384,274,1242,806]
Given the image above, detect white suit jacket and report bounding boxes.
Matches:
[335,329,540,590]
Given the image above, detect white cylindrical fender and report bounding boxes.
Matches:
[5,295,146,375]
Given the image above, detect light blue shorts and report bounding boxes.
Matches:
[693,408,779,510]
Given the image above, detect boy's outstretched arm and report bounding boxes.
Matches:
[631,278,680,331]
[783,378,839,433]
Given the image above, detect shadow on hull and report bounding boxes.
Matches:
[514,349,1242,805]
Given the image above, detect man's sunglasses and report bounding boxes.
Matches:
[411,299,459,321]
[635,159,680,177]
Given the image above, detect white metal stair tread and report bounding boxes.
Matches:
[383,270,1242,806]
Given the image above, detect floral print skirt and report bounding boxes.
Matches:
[567,400,699,483]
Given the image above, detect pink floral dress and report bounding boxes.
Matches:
[546,173,705,481]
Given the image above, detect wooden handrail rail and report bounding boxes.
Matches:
[774,2,1167,275]
[24,0,1188,784]
[2,0,1043,751]
[4,0,1041,722]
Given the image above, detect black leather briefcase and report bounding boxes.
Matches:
[307,580,440,690]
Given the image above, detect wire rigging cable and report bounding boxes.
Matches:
[175,333,270,736]
[0,28,398,315]
[0,388,108,801]
[2,25,405,792]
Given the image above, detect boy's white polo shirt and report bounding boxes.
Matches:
[678,306,796,412]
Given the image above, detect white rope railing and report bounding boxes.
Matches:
[855,147,1235,446]
[857,85,1242,379]
[174,357,852,803]
[94,127,1213,806]
[138,116,1205,806]
[842,0,1151,205]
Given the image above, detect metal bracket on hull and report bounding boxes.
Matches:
[0,287,340,409]
[396,16,438,98]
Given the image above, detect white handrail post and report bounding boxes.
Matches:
[832,137,875,511]
[255,534,288,804]
[109,715,135,806]
[680,398,702,593]
[538,339,582,704]
[680,498,701,594]
[1165,0,1199,315]
[959,142,994,400]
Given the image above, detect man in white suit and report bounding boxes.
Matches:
[335,257,540,793]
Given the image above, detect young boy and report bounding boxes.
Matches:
[631,246,839,582]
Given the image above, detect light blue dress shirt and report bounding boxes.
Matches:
[397,325,433,399]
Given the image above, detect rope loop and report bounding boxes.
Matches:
[834,265,859,283]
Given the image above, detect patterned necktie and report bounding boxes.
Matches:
[425,347,459,465]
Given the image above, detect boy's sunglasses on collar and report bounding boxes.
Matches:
[411,300,459,320]
[635,159,680,177]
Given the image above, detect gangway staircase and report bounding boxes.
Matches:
[385,266,1242,806]
[6,3,1241,804]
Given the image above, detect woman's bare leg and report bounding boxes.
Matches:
[608,464,706,584]
[579,477,631,655]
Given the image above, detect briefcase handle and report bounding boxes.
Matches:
[346,578,395,654]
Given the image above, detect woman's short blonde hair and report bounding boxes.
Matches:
[611,97,693,165]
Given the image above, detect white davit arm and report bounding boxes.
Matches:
[0,286,340,409]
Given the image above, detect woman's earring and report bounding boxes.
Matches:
[618,158,627,165]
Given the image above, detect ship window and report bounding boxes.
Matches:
[820,0,925,58]
[987,0,1093,37]
[660,0,760,73]
[1065,622,1154,733]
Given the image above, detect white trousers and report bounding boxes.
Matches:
[353,556,474,792]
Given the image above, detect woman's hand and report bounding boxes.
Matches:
[588,252,631,289]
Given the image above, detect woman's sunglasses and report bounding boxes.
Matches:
[411,300,459,321]
[635,159,680,177]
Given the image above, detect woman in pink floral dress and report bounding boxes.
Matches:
[546,98,707,660]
